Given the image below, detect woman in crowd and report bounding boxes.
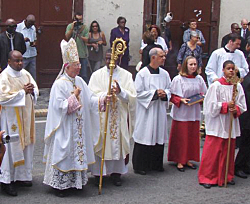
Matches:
[140,31,162,69]
[87,20,107,72]
[183,18,205,46]
[168,56,207,172]
[110,16,130,69]
[177,31,203,74]
[140,25,168,54]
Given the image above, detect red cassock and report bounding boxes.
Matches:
[168,94,200,164]
[198,135,235,186]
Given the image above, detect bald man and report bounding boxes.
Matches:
[16,15,37,80]
[132,48,171,175]
[241,19,250,40]
[0,50,38,196]
[0,19,26,71]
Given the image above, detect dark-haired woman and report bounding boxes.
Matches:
[87,20,107,72]
[110,16,130,69]
[141,31,162,69]
[140,25,168,54]
[168,56,207,172]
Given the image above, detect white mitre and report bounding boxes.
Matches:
[56,38,79,79]
[61,38,79,64]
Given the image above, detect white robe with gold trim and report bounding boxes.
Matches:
[43,74,99,189]
[88,66,136,175]
[0,65,38,183]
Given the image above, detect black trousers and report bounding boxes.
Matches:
[235,129,250,171]
[132,142,164,171]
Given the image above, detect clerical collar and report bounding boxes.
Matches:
[106,65,118,73]
[218,76,231,85]
[224,46,234,53]
[6,65,22,77]
[147,65,159,74]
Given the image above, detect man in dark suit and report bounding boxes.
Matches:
[235,72,250,179]
[0,18,26,71]
[240,19,250,40]
[221,23,247,57]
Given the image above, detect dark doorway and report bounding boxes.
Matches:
[143,0,221,79]
[0,0,80,88]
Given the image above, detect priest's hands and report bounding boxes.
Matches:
[73,87,81,98]
[180,98,190,105]
[23,83,35,95]
[157,89,166,99]
[111,80,121,95]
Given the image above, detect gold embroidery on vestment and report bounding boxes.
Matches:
[110,95,118,140]
[11,124,17,132]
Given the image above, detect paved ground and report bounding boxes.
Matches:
[1,117,250,204]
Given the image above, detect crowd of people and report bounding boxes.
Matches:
[0,11,250,199]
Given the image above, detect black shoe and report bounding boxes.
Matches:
[111,173,122,186]
[177,166,185,172]
[243,168,250,175]
[200,183,211,189]
[55,189,67,197]
[16,181,33,187]
[227,180,235,185]
[1,183,18,196]
[186,163,197,170]
[134,170,146,175]
[235,170,248,179]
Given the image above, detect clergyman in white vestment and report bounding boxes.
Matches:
[43,39,99,197]
[88,49,136,186]
[0,50,38,196]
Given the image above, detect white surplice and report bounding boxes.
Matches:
[204,80,247,139]
[170,75,207,121]
[205,47,249,86]
[43,74,99,189]
[0,65,38,183]
[88,66,136,175]
[133,67,171,145]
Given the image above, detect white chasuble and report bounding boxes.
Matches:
[43,75,99,172]
[88,66,137,160]
[133,67,171,145]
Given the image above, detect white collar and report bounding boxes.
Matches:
[5,65,22,77]
[105,65,119,73]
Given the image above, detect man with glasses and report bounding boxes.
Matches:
[0,19,26,71]
[43,39,99,197]
[183,18,206,47]
[221,23,247,56]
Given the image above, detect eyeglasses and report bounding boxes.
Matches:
[8,25,17,28]
[72,63,81,68]
[92,25,98,28]
[119,21,126,24]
